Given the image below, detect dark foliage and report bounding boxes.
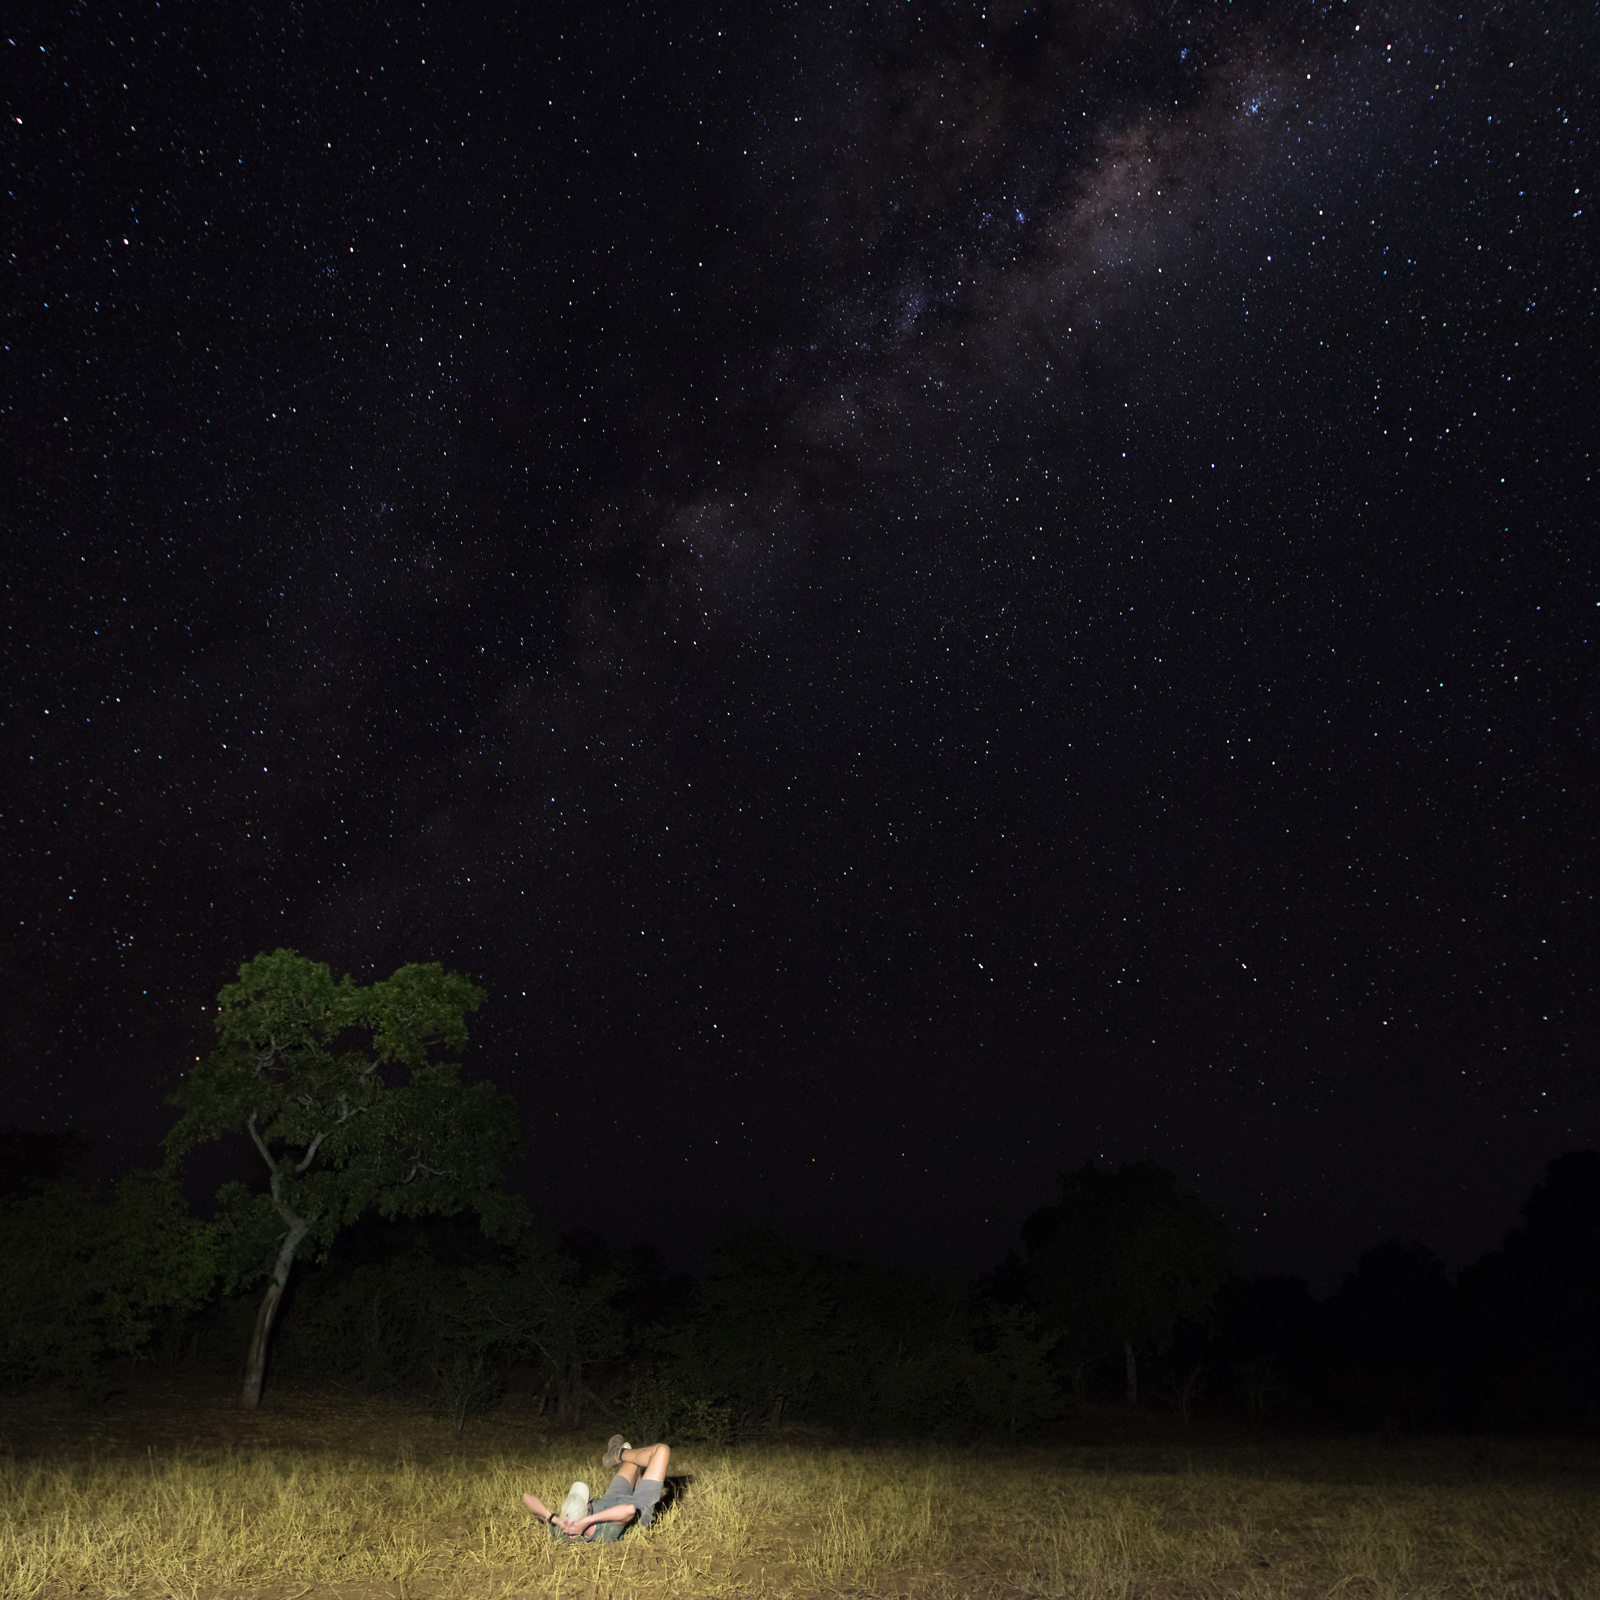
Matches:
[1012,1162,1233,1404]
[7,1131,1599,1437]
[1457,1151,1600,1429]
[0,1169,216,1404]
[664,1231,1061,1440]
[1196,1153,1600,1434]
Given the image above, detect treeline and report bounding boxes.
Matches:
[2,951,1594,1437]
[1202,1150,1600,1433]
[4,1123,1598,1438]
[183,1222,1065,1442]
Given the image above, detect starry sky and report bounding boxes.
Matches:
[5,0,1594,1289]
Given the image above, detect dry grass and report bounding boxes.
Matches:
[2,1391,1599,1600]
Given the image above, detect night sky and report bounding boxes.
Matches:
[6,0,1594,1290]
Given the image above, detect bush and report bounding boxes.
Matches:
[613,1366,734,1445]
[0,1170,216,1404]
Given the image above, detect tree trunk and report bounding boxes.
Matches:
[1124,1340,1138,1405]
[1067,1357,1093,1406]
[241,1209,308,1409]
[556,1357,585,1428]
[241,1281,284,1409]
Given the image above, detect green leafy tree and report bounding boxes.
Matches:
[1021,1162,1231,1404]
[963,1303,1064,1437]
[166,948,525,1408]
[0,1167,217,1404]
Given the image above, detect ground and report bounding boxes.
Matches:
[3,1371,1598,1599]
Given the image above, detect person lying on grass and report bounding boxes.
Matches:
[521,1436,670,1544]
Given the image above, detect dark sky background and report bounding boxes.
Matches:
[5,0,1593,1292]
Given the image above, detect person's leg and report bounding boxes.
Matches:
[608,1446,665,1491]
[603,1442,670,1491]
[590,1442,670,1535]
[619,1442,669,1486]
[595,1442,669,1506]
[625,1444,669,1526]
[522,1493,554,1520]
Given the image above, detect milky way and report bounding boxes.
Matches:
[6,0,1592,1282]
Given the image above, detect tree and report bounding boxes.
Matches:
[1213,1273,1316,1419]
[1020,1162,1231,1403]
[1458,1149,1600,1425]
[166,948,525,1408]
[442,1231,633,1429]
[0,1167,217,1403]
[676,1232,849,1431]
[963,1303,1064,1438]
[1321,1239,1456,1426]
[1329,1240,1455,1366]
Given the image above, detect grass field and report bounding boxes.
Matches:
[3,1377,1598,1599]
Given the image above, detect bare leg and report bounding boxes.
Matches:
[613,1442,670,1488]
[522,1492,555,1520]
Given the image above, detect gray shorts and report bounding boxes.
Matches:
[551,1475,662,1545]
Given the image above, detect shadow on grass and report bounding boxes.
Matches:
[653,1471,694,1520]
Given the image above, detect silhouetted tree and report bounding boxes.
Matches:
[166,948,525,1408]
[1213,1273,1317,1419]
[1459,1150,1600,1426]
[1020,1162,1231,1403]
[444,1230,633,1428]
[1330,1240,1454,1364]
[1322,1239,1455,1426]
[677,1231,845,1430]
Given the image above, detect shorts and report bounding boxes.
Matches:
[589,1473,664,1543]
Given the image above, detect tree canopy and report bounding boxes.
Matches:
[1020,1161,1231,1400]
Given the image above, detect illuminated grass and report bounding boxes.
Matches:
[3,1430,1598,1598]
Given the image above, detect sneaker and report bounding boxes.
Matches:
[601,1435,628,1472]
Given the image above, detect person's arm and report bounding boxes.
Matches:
[561,1503,639,1538]
[521,1493,558,1525]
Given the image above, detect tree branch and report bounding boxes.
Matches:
[267,1203,311,1290]
[334,1092,367,1125]
[294,1131,326,1173]
[252,1036,285,1078]
[518,1330,562,1373]
[402,1160,454,1182]
[246,1113,276,1173]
